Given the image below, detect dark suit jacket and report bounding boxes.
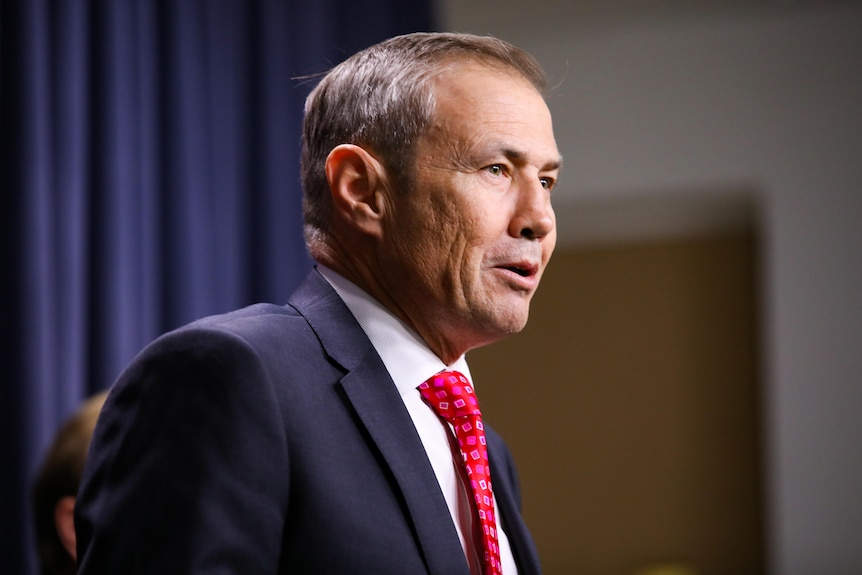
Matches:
[75,269,542,574]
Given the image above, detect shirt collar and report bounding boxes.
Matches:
[317,264,473,397]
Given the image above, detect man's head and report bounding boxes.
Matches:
[301,33,549,248]
[32,391,108,575]
[302,32,561,362]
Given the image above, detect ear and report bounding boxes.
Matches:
[54,495,77,561]
[325,144,388,237]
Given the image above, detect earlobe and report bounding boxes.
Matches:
[54,495,77,561]
[325,144,387,235]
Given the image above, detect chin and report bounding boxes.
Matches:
[483,312,530,340]
[460,299,532,344]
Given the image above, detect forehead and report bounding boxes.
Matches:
[427,63,560,164]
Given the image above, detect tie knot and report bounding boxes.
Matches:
[418,370,482,421]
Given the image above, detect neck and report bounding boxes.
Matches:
[316,244,471,365]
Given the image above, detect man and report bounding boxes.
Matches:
[76,32,561,574]
[32,391,107,575]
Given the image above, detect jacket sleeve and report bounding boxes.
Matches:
[75,327,290,574]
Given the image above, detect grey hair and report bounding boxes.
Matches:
[300,32,548,252]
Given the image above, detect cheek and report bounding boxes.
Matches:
[400,216,466,282]
[425,198,474,247]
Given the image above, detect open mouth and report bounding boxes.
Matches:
[502,265,531,277]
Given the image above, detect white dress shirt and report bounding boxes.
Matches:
[318,265,518,575]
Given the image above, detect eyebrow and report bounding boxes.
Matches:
[499,147,563,173]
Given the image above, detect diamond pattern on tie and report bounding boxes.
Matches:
[418,371,502,575]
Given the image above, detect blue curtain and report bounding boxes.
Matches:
[0,1,434,573]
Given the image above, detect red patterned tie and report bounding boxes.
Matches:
[418,371,502,575]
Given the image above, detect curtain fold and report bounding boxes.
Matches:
[0,1,434,572]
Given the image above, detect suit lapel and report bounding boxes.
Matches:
[340,360,471,575]
[488,436,543,575]
[289,270,471,575]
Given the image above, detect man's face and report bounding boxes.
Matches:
[378,63,561,360]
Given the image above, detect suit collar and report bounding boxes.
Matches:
[287,268,371,370]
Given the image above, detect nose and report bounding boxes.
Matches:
[509,178,555,241]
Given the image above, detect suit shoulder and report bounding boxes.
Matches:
[137,303,311,362]
[174,303,306,337]
[189,302,300,327]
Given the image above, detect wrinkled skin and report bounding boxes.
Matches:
[374,64,562,362]
[323,62,562,364]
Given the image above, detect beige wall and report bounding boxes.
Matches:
[469,234,762,575]
[441,4,862,570]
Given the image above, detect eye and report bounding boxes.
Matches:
[539,177,554,190]
[486,164,505,176]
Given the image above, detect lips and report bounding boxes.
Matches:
[500,263,536,278]
[495,260,539,279]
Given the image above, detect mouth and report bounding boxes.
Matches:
[501,264,534,278]
[494,261,539,283]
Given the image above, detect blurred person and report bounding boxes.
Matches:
[76,32,561,575]
[32,391,108,575]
